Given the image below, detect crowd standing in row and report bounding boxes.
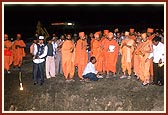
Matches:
[4,27,164,86]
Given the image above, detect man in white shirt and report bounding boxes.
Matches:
[33,36,47,85]
[82,56,99,81]
[152,36,164,86]
[45,37,56,79]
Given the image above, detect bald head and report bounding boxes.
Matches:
[125,31,129,36]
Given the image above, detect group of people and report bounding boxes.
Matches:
[4,27,165,86]
[4,34,26,73]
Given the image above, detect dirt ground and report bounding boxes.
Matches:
[3,55,165,112]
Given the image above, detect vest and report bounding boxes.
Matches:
[47,43,53,56]
[36,44,45,57]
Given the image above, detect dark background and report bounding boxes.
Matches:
[4,4,164,39]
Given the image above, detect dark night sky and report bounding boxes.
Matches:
[4,4,164,38]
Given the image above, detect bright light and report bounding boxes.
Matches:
[20,83,23,90]
[20,87,23,90]
[67,23,73,25]
[51,22,75,26]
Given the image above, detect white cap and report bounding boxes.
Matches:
[39,36,44,40]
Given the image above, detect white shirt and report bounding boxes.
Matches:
[153,42,164,63]
[33,43,48,64]
[82,62,98,75]
[56,39,64,53]
[52,41,57,56]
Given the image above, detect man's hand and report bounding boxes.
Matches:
[159,59,162,64]
[126,45,131,48]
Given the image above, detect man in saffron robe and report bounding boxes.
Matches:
[147,28,155,82]
[133,36,143,79]
[91,32,103,73]
[103,32,119,78]
[12,34,26,68]
[4,34,13,73]
[129,28,136,68]
[139,32,153,86]
[101,30,109,73]
[120,31,135,79]
[75,32,88,80]
[62,34,75,82]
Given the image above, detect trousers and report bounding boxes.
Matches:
[83,73,98,81]
[33,62,45,83]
